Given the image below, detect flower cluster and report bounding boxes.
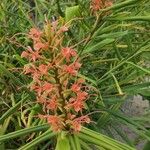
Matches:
[21,20,90,132]
[91,0,113,12]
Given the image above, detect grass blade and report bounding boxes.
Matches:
[0,124,49,142]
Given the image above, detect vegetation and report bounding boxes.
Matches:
[0,0,150,149]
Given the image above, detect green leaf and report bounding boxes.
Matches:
[0,116,11,150]
[80,140,91,150]
[0,63,35,98]
[102,0,140,11]
[139,89,150,100]
[83,38,115,54]
[77,73,97,86]
[80,127,135,150]
[0,63,23,86]
[0,124,49,142]
[69,135,76,150]
[65,5,80,22]
[111,73,124,95]
[108,16,150,22]
[13,54,26,65]
[101,109,150,141]
[19,130,56,150]
[73,135,81,150]
[94,31,129,40]
[143,141,150,150]
[126,61,150,75]
[0,94,28,124]
[123,82,150,95]
[78,132,116,150]
[55,132,70,150]
[27,104,41,127]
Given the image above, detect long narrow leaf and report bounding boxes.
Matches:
[19,130,56,150]
[0,124,49,142]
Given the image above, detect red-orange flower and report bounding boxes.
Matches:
[30,84,43,96]
[42,82,53,91]
[77,91,88,101]
[71,83,81,93]
[34,41,48,51]
[21,46,41,61]
[71,120,82,131]
[63,61,81,76]
[23,65,41,82]
[37,96,47,104]
[28,28,42,41]
[23,65,35,74]
[59,26,68,32]
[73,61,82,70]
[71,79,84,93]
[72,100,85,112]
[30,82,53,96]
[91,0,103,11]
[47,97,58,111]
[38,64,48,75]
[61,47,77,62]
[47,115,63,131]
[91,0,113,12]
[67,96,86,112]
[71,116,90,132]
[63,64,77,76]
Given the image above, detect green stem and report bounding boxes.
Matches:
[79,12,104,55]
[54,68,67,116]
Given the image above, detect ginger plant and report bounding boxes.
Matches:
[21,19,90,133]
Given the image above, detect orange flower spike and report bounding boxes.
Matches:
[22,21,92,133]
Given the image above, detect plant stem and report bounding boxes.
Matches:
[54,68,67,116]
